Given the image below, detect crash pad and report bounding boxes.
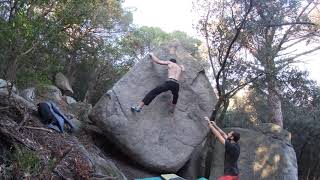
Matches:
[161,174,186,180]
[134,177,162,180]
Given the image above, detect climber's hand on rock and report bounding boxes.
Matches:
[205,117,214,128]
[148,52,154,59]
[205,117,216,129]
[210,121,216,126]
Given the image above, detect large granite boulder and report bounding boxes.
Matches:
[0,89,36,111]
[177,138,208,179]
[74,140,128,180]
[210,123,298,180]
[68,102,92,123]
[22,85,64,104]
[64,95,77,104]
[35,85,63,102]
[89,42,216,172]
[21,86,79,109]
[20,87,36,102]
[55,72,74,94]
[66,102,93,134]
[0,79,18,94]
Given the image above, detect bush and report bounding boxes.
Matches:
[13,146,41,177]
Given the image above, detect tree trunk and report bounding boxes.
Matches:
[6,55,18,83]
[216,99,229,124]
[266,59,283,128]
[267,83,283,127]
[83,81,95,103]
[6,34,20,83]
[64,51,77,86]
[203,133,216,178]
[210,95,224,121]
[83,64,101,103]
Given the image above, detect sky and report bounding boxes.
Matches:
[123,0,197,36]
[123,0,320,84]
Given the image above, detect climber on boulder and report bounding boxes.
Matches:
[131,52,185,113]
[206,117,240,180]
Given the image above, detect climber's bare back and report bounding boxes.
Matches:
[168,62,184,81]
[149,52,185,81]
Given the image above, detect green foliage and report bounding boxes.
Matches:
[13,146,41,177]
[169,30,202,55]
[16,65,57,89]
[47,157,57,172]
[0,0,134,105]
[0,0,200,106]
[0,0,133,87]
[120,26,201,60]
[120,26,169,59]
[225,68,319,126]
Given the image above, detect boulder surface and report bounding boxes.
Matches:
[55,72,74,94]
[90,42,216,172]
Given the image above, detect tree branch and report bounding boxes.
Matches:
[275,1,314,52]
[267,22,317,27]
[23,126,53,133]
[0,0,11,4]
[204,5,216,78]
[282,45,320,62]
[281,37,310,51]
[215,0,253,97]
[227,73,264,97]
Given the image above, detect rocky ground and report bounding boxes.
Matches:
[0,89,128,179]
[0,94,91,179]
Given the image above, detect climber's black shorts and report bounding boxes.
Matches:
[142,79,180,105]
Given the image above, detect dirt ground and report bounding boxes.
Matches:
[0,95,93,179]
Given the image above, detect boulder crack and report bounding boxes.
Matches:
[173,137,196,148]
[111,90,129,121]
[190,70,205,86]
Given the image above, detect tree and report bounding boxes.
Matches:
[120,26,201,61]
[0,0,134,104]
[225,68,320,179]
[195,0,320,128]
[193,0,320,177]
[120,26,170,61]
[194,0,259,124]
[169,30,202,56]
[241,0,320,127]
[194,0,258,177]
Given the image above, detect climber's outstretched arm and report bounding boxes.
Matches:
[206,117,226,145]
[149,52,170,65]
[212,121,227,139]
[205,117,227,139]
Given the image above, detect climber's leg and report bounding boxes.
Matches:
[169,81,179,113]
[131,82,170,112]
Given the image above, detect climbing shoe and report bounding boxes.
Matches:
[131,106,141,112]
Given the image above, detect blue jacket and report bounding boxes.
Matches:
[38,101,74,133]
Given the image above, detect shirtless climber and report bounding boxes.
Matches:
[131,52,185,113]
[205,117,240,180]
